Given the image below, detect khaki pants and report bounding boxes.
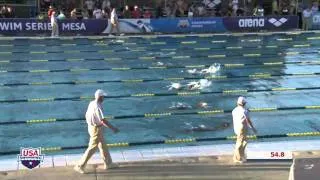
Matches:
[78,126,112,168]
[302,17,311,31]
[110,21,120,34]
[51,22,59,37]
[233,128,248,162]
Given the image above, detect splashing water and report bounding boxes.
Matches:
[186,63,220,75]
[169,102,192,110]
[156,61,165,66]
[186,81,200,90]
[187,69,198,74]
[199,79,212,88]
[183,122,195,129]
[200,63,221,74]
[197,101,210,109]
[186,79,212,90]
[167,82,183,90]
[115,40,125,43]
[147,51,176,57]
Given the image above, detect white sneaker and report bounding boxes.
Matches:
[104,163,119,170]
[233,159,244,164]
[73,165,85,174]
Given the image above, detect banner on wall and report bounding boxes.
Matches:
[222,15,299,32]
[102,19,153,34]
[0,16,299,35]
[0,19,108,35]
[150,17,226,33]
[311,13,320,30]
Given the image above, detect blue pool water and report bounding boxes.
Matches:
[0,32,320,157]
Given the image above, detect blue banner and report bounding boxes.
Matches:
[222,15,299,32]
[102,19,153,34]
[311,13,320,30]
[0,16,299,35]
[0,19,108,35]
[150,17,226,33]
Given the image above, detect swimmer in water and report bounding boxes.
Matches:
[197,101,210,109]
[168,101,209,110]
[162,122,230,139]
[156,61,165,66]
[200,64,220,74]
[187,81,201,90]
[187,69,198,75]
[187,79,212,90]
[167,82,183,90]
[182,122,230,133]
[169,102,192,110]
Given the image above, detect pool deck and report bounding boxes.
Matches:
[0,139,319,179]
[0,156,293,180]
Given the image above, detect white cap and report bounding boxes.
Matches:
[237,96,246,105]
[95,89,107,99]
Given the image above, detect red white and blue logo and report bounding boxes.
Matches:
[17,147,44,169]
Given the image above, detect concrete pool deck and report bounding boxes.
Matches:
[0,156,293,180]
[0,139,319,179]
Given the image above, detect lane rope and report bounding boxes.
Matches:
[0,59,320,73]
[0,86,319,104]
[0,42,317,54]
[0,33,317,47]
[0,48,318,64]
[1,71,320,87]
[1,105,320,125]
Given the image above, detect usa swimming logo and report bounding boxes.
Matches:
[17,147,44,169]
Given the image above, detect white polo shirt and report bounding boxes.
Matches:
[232,0,239,11]
[303,9,312,18]
[232,106,250,135]
[50,14,57,25]
[93,9,103,19]
[85,100,104,126]
[111,9,118,24]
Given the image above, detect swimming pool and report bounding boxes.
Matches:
[0,32,320,158]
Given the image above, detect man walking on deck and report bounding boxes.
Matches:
[74,89,119,174]
[232,96,257,163]
[50,11,59,37]
[110,7,120,35]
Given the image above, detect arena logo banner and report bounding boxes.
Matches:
[102,19,153,34]
[0,19,108,35]
[311,13,320,30]
[223,16,298,31]
[150,18,226,33]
